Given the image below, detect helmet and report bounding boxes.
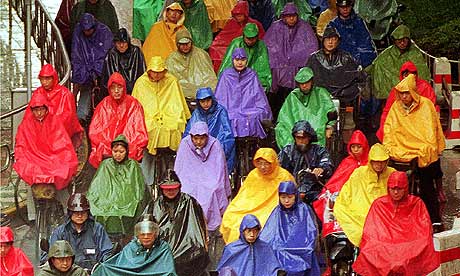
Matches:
[48,240,75,258]
[0,226,14,243]
[336,0,354,7]
[159,170,181,190]
[134,214,160,236]
[67,193,90,212]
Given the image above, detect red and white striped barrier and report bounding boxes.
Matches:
[428,217,460,275]
[445,90,460,149]
[434,57,452,96]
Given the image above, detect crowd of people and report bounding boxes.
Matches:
[1,0,447,275]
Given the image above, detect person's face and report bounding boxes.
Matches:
[255,158,273,175]
[389,187,406,202]
[401,70,416,79]
[178,42,192,54]
[162,187,180,199]
[31,106,48,122]
[298,80,313,94]
[112,144,127,163]
[282,14,298,27]
[39,76,54,90]
[0,242,12,257]
[234,14,246,23]
[115,41,129,54]
[279,193,296,209]
[350,144,364,159]
[338,5,352,18]
[399,91,414,107]
[83,28,95,37]
[394,38,410,51]
[166,9,183,24]
[233,58,248,72]
[243,36,258,47]
[199,97,213,111]
[294,134,310,146]
[51,256,73,272]
[110,83,124,100]
[148,70,166,82]
[323,36,339,52]
[243,227,260,243]
[191,134,209,149]
[137,232,156,249]
[71,210,89,226]
[370,160,388,174]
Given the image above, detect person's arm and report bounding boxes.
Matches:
[315,146,334,179]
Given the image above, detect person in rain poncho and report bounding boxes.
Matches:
[89,72,148,168]
[183,87,236,171]
[215,48,272,139]
[43,194,112,271]
[217,214,282,276]
[354,0,398,41]
[174,121,231,232]
[165,29,218,99]
[146,170,209,276]
[209,1,265,72]
[179,0,213,50]
[27,64,83,141]
[278,120,334,204]
[0,227,34,276]
[132,0,166,41]
[383,74,445,227]
[203,0,236,32]
[316,0,337,37]
[101,28,146,95]
[368,24,431,100]
[87,135,147,237]
[276,67,336,148]
[246,0,275,31]
[132,56,191,186]
[70,0,119,35]
[353,171,440,275]
[313,130,369,238]
[220,148,294,244]
[92,215,177,276]
[334,143,395,246]
[38,241,88,276]
[14,93,78,190]
[260,181,321,275]
[264,3,318,118]
[71,13,113,124]
[272,0,315,23]
[218,23,272,92]
[142,2,187,62]
[327,0,377,67]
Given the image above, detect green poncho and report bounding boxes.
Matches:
[218,36,272,92]
[87,157,146,235]
[92,239,177,276]
[368,25,430,99]
[275,87,336,148]
[180,0,213,50]
[272,0,315,24]
[133,0,165,41]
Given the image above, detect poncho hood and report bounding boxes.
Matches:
[281,2,298,16]
[231,1,249,18]
[391,24,410,40]
[291,120,318,143]
[231,47,247,60]
[175,28,193,45]
[368,143,389,162]
[239,214,261,242]
[347,130,369,162]
[387,171,409,193]
[107,72,127,100]
[252,147,279,175]
[189,121,209,135]
[0,226,14,242]
[399,61,418,80]
[395,73,420,104]
[163,2,185,26]
[38,64,59,88]
[29,92,50,109]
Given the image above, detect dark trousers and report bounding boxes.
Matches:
[268,86,292,121]
[418,159,443,223]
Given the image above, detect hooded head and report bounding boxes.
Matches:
[107,72,127,101]
[239,214,261,244]
[387,171,409,202]
[291,120,318,152]
[281,2,298,16]
[368,143,389,174]
[253,148,279,176]
[147,56,167,82]
[189,121,210,150]
[399,61,418,80]
[38,64,59,90]
[114,28,130,43]
[347,130,369,163]
[80,13,96,31]
[196,87,217,113]
[0,227,14,243]
[278,181,298,209]
[48,240,75,269]
[295,67,314,84]
[391,24,411,40]
[231,1,249,22]
[175,28,193,45]
[322,26,341,52]
[159,170,182,200]
[163,2,185,26]
[395,74,420,107]
[243,23,259,38]
[29,92,50,122]
[111,134,129,162]
[232,48,248,71]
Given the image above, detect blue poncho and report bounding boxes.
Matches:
[259,181,320,275]
[183,87,236,171]
[217,214,281,276]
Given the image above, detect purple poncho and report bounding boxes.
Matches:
[71,13,113,85]
[264,3,318,90]
[214,48,272,138]
[174,121,231,231]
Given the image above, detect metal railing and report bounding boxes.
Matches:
[1,0,71,120]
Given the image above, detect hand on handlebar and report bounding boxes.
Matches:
[311,168,324,178]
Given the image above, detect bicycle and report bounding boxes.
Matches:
[231,137,259,197]
[151,148,176,200]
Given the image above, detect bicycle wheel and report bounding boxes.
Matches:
[35,199,50,254]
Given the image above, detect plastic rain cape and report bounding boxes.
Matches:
[0,247,34,276]
[180,0,213,50]
[133,0,165,41]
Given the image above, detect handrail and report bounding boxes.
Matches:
[1,0,71,120]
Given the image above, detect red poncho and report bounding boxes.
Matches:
[14,93,78,189]
[27,64,83,139]
[0,227,34,276]
[376,61,437,141]
[313,130,369,237]
[88,72,148,168]
[353,171,440,275]
[209,1,265,72]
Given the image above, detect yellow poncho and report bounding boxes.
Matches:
[220,148,294,244]
[203,0,237,32]
[383,74,445,168]
[142,2,187,62]
[316,0,336,37]
[132,58,191,155]
[334,143,396,246]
